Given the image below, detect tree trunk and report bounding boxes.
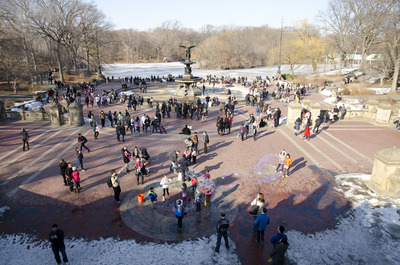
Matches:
[56,43,64,83]
[392,58,399,93]
[312,59,317,74]
[86,48,90,73]
[338,58,343,76]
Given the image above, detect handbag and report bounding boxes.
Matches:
[249,205,259,215]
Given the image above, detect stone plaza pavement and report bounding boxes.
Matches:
[1,82,399,264]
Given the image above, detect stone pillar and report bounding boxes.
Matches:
[287,102,302,126]
[68,101,84,126]
[309,102,321,122]
[368,147,400,198]
[365,99,379,120]
[375,103,392,124]
[48,102,63,126]
[0,100,5,122]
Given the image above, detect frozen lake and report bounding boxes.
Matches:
[102,62,326,79]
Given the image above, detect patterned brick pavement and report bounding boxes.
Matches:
[1,82,399,264]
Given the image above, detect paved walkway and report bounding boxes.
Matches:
[0,81,399,264]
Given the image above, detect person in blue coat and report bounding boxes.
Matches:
[270,226,288,248]
[254,207,270,245]
[175,199,185,231]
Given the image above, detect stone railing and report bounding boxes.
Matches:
[3,109,49,122]
[287,99,400,128]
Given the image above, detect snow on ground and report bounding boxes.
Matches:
[367,87,391,94]
[102,63,327,79]
[0,233,239,265]
[287,173,400,265]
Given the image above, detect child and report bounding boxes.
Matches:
[181,183,187,204]
[160,175,171,201]
[191,176,198,193]
[283,154,293,178]
[194,190,202,213]
[147,187,158,209]
[191,149,197,164]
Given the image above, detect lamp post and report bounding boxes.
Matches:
[277,17,283,74]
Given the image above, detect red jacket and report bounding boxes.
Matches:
[71,171,80,182]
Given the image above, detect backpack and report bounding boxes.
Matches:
[107,178,112,188]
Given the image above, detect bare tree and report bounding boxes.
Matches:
[344,0,392,70]
[319,0,354,75]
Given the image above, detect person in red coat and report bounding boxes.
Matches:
[71,167,81,193]
[303,121,311,141]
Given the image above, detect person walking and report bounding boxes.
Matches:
[21,128,30,151]
[202,131,209,154]
[269,238,289,265]
[169,150,180,173]
[107,111,113,127]
[175,199,185,231]
[121,147,131,174]
[59,159,68,186]
[215,211,230,253]
[254,207,270,245]
[239,124,246,141]
[250,193,266,231]
[110,168,123,203]
[93,122,100,140]
[49,224,68,264]
[115,122,121,141]
[313,116,322,134]
[99,110,106,127]
[75,148,86,171]
[294,117,301,136]
[120,122,126,142]
[192,132,198,150]
[77,133,90,152]
[270,226,288,248]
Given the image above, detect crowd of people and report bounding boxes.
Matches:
[42,73,336,265]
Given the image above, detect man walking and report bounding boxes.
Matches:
[49,224,68,264]
[99,110,106,127]
[270,226,288,248]
[254,207,270,245]
[202,131,209,154]
[121,147,131,173]
[21,128,30,151]
[215,211,230,253]
[77,133,90,152]
[169,150,180,173]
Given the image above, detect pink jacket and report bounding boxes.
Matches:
[71,171,80,182]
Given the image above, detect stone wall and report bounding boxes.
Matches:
[287,99,400,128]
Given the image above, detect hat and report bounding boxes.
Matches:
[72,167,76,171]
[176,199,183,205]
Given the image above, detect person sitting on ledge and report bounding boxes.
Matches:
[180,125,191,135]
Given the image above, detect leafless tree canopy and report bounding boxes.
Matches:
[0,0,398,90]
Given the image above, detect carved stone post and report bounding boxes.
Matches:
[68,101,84,126]
[48,102,63,126]
[368,147,400,198]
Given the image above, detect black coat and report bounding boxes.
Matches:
[49,229,65,248]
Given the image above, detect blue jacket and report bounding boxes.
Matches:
[270,233,288,248]
[147,191,157,202]
[175,204,184,217]
[254,213,270,231]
